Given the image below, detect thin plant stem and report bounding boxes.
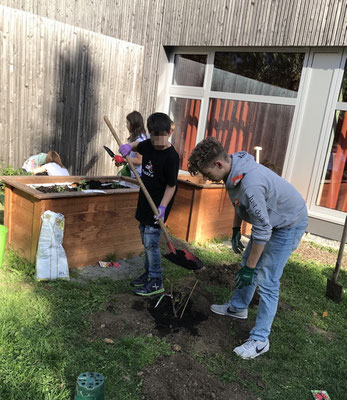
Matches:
[180,280,199,319]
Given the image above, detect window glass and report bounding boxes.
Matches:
[169,97,201,170]
[172,54,207,86]
[205,98,295,174]
[212,52,304,97]
[316,110,347,212]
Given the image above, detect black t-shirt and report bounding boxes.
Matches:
[135,139,179,227]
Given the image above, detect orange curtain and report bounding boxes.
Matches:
[324,113,347,211]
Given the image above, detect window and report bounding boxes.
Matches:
[167,50,305,174]
[172,55,207,86]
[316,60,347,212]
[169,97,201,170]
[205,99,294,174]
[212,52,304,97]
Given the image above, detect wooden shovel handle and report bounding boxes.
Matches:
[104,116,172,244]
[332,214,347,283]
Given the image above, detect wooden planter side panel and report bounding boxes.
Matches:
[191,188,235,242]
[40,193,142,267]
[166,184,194,241]
[167,182,251,243]
[5,185,143,268]
[5,187,40,261]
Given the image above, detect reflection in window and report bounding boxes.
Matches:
[316,111,347,212]
[169,97,201,170]
[205,98,295,174]
[212,52,304,97]
[172,54,207,86]
[338,58,347,102]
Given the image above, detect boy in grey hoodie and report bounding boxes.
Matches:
[188,137,308,360]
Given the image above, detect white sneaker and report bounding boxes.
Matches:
[233,339,269,359]
[210,303,248,319]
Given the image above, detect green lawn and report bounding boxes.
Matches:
[0,239,346,399]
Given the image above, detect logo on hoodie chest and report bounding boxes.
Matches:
[232,198,240,207]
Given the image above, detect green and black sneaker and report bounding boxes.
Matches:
[130,272,149,287]
[135,277,164,297]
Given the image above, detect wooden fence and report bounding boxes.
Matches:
[0,6,144,175]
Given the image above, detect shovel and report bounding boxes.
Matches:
[325,215,347,303]
[104,116,203,271]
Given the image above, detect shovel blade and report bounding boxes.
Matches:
[326,278,342,303]
[164,249,203,271]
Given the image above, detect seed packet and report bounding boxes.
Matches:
[98,261,120,268]
[311,390,331,400]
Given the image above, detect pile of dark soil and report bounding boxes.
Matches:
[34,180,127,193]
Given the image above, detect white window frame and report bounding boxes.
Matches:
[164,46,309,177]
[305,49,347,223]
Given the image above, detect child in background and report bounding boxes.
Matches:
[32,150,69,176]
[115,111,149,177]
[119,113,179,296]
[22,153,47,173]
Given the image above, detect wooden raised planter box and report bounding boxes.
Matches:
[2,175,142,268]
[166,175,250,243]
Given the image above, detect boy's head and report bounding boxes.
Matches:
[147,112,172,150]
[188,137,231,182]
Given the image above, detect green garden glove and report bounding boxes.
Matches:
[235,265,255,289]
[231,227,245,254]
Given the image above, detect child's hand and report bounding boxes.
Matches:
[154,206,166,223]
[113,155,126,166]
[119,144,132,157]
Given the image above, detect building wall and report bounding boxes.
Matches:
[0,5,144,174]
[2,0,347,120]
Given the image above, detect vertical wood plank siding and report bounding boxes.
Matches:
[1,0,347,171]
[0,5,143,174]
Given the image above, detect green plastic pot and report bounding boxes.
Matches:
[0,225,8,269]
[74,372,105,400]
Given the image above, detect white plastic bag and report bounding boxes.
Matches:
[36,211,69,281]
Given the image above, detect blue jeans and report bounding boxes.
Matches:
[231,217,308,342]
[139,224,162,279]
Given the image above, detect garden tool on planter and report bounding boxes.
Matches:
[104,115,203,271]
[326,215,347,303]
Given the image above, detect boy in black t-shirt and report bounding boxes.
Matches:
[119,113,179,296]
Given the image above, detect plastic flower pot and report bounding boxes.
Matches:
[0,225,8,268]
[74,372,105,400]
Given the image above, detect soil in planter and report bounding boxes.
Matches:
[34,179,127,193]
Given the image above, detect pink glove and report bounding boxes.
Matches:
[113,155,126,166]
[119,144,132,157]
[154,206,166,222]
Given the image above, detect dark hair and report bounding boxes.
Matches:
[126,111,146,142]
[147,112,171,135]
[188,137,229,176]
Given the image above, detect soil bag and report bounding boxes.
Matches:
[36,211,69,281]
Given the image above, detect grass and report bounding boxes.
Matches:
[0,237,346,399]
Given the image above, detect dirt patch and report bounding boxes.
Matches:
[141,353,259,400]
[306,324,337,341]
[294,241,346,268]
[88,285,254,355]
[87,267,297,399]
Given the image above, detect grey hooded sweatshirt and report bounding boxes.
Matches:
[225,152,307,245]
